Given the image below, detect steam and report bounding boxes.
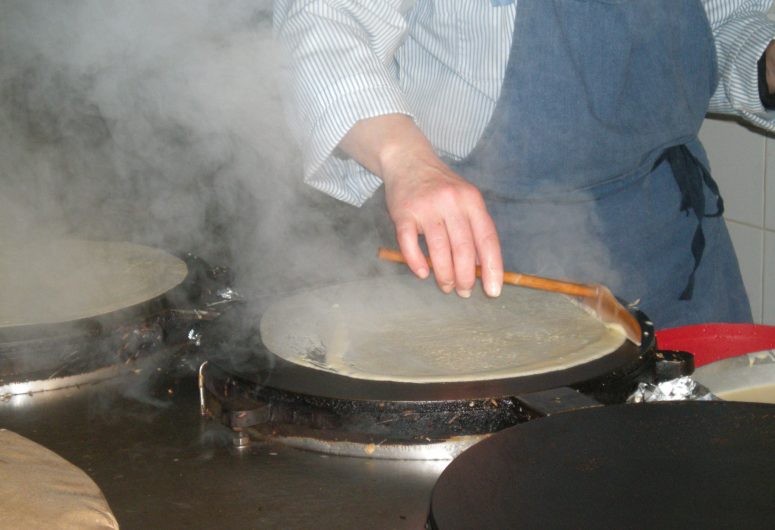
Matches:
[0,0,386,304]
[0,0,623,357]
[0,1,634,422]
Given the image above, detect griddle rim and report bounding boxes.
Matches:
[213,311,654,402]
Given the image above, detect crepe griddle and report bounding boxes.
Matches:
[249,275,650,402]
[0,239,189,343]
[229,343,645,402]
[429,401,775,529]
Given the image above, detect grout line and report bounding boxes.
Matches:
[759,229,765,325]
[764,233,771,324]
[723,218,775,233]
[725,218,765,323]
[759,139,775,324]
[760,139,767,323]
[754,225,767,324]
[762,136,768,229]
[763,138,771,324]
[765,137,769,231]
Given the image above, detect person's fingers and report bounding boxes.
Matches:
[423,217,455,294]
[381,148,501,297]
[468,203,503,297]
[444,209,477,298]
[394,216,429,280]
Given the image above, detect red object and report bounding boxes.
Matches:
[655,324,775,367]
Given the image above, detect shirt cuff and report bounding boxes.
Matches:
[307,158,384,207]
[710,14,775,121]
[758,45,775,109]
[303,84,413,206]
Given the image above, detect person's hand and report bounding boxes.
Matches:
[339,114,503,298]
[381,141,503,298]
[766,41,775,94]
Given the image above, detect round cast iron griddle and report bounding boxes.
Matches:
[0,240,189,343]
[0,247,207,385]
[429,401,775,530]
[236,338,644,401]
[227,278,654,402]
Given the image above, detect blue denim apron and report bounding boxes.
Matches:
[450,0,752,329]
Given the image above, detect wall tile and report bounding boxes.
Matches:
[727,221,764,323]
[764,231,775,325]
[767,138,775,230]
[699,118,765,227]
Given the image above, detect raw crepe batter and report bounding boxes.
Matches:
[0,239,188,328]
[260,275,627,383]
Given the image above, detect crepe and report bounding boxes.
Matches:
[0,429,119,530]
[693,352,775,404]
[260,275,627,383]
[0,239,188,329]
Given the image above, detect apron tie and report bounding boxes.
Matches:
[653,144,724,300]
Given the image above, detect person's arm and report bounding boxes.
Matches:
[705,0,775,127]
[760,41,775,106]
[273,1,412,205]
[275,1,504,297]
[339,114,503,298]
[765,41,775,93]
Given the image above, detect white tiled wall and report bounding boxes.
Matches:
[768,140,775,231]
[765,231,775,322]
[699,118,774,324]
[725,218,765,321]
[700,119,766,226]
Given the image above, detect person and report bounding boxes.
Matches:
[273,0,775,329]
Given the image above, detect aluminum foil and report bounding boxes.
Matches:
[627,376,718,403]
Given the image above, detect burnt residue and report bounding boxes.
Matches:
[205,361,527,444]
[263,391,525,441]
[198,311,668,447]
[0,312,165,384]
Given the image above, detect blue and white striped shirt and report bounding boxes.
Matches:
[274,0,775,207]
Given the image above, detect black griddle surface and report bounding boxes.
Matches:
[430,401,775,529]
[212,334,645,402]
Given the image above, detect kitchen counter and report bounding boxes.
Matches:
[0,375,442,529]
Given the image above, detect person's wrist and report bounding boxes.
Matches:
[377,140,411,184]
[378,133,439,185]
[760,41,775,109]
[767,42,775,92]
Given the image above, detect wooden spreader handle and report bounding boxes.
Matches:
[377,247,596,297]
[377,247,641,346]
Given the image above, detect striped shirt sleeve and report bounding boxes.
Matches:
[274,1,775,207]
[706,0,775,129]
[273,0,413,206]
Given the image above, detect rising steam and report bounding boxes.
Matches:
[0,0,386,304]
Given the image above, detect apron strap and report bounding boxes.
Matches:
[653,144,724,301]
